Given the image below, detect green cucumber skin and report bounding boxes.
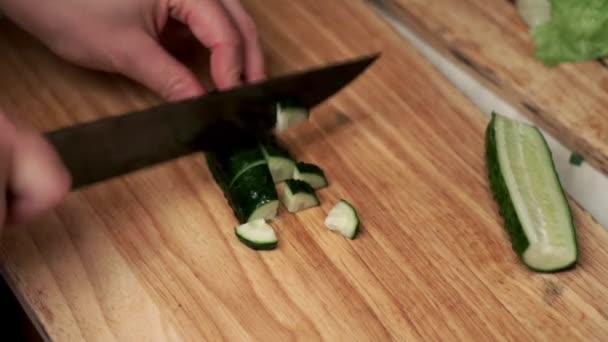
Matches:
[206,145,278,224]
[209,143,266,185]
[227,165,278,223]
[260,136,293,159]
[278,98,307,110]
[284,179,316,196]
[295,162,326,177]
[485,113,577,273]
[234,230,278,250]
[205,152,230,193]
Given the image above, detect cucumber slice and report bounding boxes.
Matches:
[235,219,278,250]
[486,112,578,272]
[260,138,296,182]
[281,179,320,213]
[324,200,360,239]
[293,162,328,189]
[276,99,309,132]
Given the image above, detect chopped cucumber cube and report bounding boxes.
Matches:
[325,200,360,239]
[281,179,320,213]
[276,99,309,132]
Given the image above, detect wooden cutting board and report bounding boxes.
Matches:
[1,0,608,340]
[375,0,608,175]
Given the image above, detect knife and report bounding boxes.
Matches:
[45,53,380,190]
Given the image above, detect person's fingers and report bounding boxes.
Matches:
[219,0,265,82]
[114,33,205,101]
[7,125,71,225]
[170,0,243,89]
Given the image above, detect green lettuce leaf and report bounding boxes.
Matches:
[531,0,608,65]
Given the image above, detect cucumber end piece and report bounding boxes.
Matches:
[235,219,278,250]
[325,199,360,239]
[485,112,578,273]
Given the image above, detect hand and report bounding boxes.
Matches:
[0,0,265,101]
[0,112,71,233]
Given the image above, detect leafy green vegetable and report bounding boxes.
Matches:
[569,152,584,166]
[531,0,608,65]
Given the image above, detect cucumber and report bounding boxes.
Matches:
[235,219,278,250]
[485,112,578,272]
[229,164,280,222]
[260,137,296,182]
[324,200,360,239]
[569,152,584,166]
[293,162,328,189]
[206,141,279,223]
[281,179,320,213]
[276,99,309,132]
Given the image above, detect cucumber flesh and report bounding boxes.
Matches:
[276,100,309,132]
[293,162,328,189]
[281,179,319,213]
[324,200,360,239]
[260,140,296,182]
[235,219,278,250]
[248,200,280,222]
[486,112,577,272]
[267,156,296,182]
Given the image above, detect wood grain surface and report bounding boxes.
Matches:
[1,0,608,340]
[374,0,608,175]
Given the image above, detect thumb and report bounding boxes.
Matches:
[7,126,71,225]
[0,112,71,227]
[116,34,205,101]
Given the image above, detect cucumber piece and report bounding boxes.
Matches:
[324,200,360,239]
[281,179,320,213]
[293,162,328,189]
[486,112,578,272]
[260,138,296,182]
[569,152,584,166]
[235,219,278,250]
[206,142,279,223]
[229,165,279,222]
[276,99,309,132]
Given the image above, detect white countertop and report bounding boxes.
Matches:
[371,2,608,229]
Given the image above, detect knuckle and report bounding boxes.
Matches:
[160,73,195,100]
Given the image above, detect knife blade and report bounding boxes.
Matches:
[45,53,380,189]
